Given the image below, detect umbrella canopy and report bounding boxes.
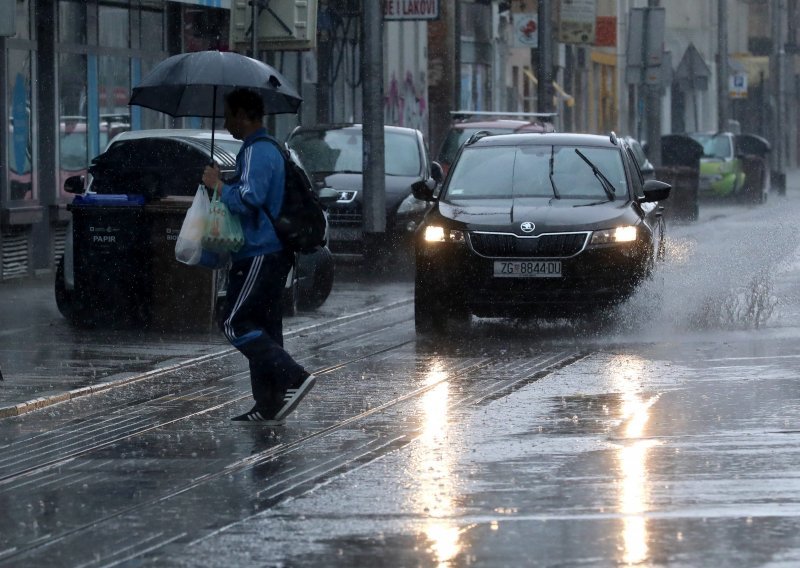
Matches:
[129,50,302,117]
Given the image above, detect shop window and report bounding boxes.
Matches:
[141,7,164,51]
[6,50,35,202]
[99,55,131,122]
[58,53,89,201]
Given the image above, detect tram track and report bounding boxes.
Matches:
[0,302,591,565]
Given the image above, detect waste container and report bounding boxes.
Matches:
[735,134,771,203]
[68,194,149,327]
[656,134,703,222]
[146,198,220,333]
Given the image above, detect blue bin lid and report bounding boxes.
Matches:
[72,194,146,206]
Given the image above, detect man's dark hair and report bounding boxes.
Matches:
[225,88,265,121]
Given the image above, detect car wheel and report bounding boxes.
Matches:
[298,247,335,311]
[283,264,299,317]
[414,264,445,334]
[55,256,94,328]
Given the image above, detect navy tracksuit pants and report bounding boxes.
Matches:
[220,251,308,407]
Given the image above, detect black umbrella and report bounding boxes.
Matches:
[129,50,302,158]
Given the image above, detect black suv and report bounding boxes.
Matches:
[286,124,443,258]
[412,132,671,333]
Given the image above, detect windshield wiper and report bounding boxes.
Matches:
[548,146,561,199]
[574,149,616,201]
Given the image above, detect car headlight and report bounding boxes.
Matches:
[590,225,637,244]
[423,226,466,244]
[397,193,429,216]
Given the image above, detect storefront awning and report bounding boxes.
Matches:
[523,69,575,107]
[170,0,231,8]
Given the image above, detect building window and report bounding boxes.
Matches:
[59,0,87,44]
[6,50,35,202]
[58,53,89,201]
[99,3,130,49]
[14,0,32,40]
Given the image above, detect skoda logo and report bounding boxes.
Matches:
[520,221,535,233]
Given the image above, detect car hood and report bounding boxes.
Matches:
[437,197,637,234]
[315,172,422,210]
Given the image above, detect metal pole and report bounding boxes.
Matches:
[537,0,553,114]
[771,0,786,193]
[645,0,662,168]
[251,0,258,58]
[361,1,386,249]
[717,0,729,131]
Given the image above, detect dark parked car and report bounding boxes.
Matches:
[412,131,671,333]
[436,114,556,176]
[286,124,443,258]
[56,129,336,328]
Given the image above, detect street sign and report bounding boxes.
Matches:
[513,13,538,48]
[558,0,596,45]
[730,72,748,99]
[625,7,666,85]
[383,0,439,20]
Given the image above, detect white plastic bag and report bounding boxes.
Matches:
[175,185,210,265]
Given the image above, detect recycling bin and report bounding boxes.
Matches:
[68,194,150,327]
[657,134,703,222]
[146,198,219,333]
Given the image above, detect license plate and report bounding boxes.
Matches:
[329,227,362,241]
[493,260,562,278]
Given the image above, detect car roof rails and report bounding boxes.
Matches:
[450,110,558,122]
[466,130,493,145]
[609,131,619,145]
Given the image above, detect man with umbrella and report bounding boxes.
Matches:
[201,87,315,424]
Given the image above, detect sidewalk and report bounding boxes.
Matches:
[0,266,414,417]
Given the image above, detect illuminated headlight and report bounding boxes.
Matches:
[590,226,638,244]
[424,226,466,244]
[397,194,429,216]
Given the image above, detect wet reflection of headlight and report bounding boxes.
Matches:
[591,226,637,244]
[424,226,466,244]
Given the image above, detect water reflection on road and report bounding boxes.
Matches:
[607,354,662,565]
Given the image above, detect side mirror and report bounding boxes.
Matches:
[411,179,436,201]
[64,175,85,194]
[641,179,671,202]
[431,161,444,184]
[316,187,340,208]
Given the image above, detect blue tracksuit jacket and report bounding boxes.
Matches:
[219,128,285,261]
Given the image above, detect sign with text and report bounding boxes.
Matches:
[558,0,596,44]
[730,72,748,99]
[384,0,439,20]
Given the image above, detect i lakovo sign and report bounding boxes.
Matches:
[384,0,439,20]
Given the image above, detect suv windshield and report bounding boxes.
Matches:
[289,128,421,176]
[445,144,628,200]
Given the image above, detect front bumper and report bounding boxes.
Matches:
[417,235,651,317]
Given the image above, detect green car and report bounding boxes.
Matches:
[689,132,745,197]
[689,131,771,202]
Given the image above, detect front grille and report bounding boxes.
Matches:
[328,205,362,225]
[469,231,588,258]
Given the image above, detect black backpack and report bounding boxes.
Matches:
[257,136,327,254]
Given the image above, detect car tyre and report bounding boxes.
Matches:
[414,264,446,335]
[298,247,335,311]
[55,256,94,328]
[283,264,299,317]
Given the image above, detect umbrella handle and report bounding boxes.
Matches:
[210,85,217,164]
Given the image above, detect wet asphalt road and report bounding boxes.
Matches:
[2,187,800,566]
